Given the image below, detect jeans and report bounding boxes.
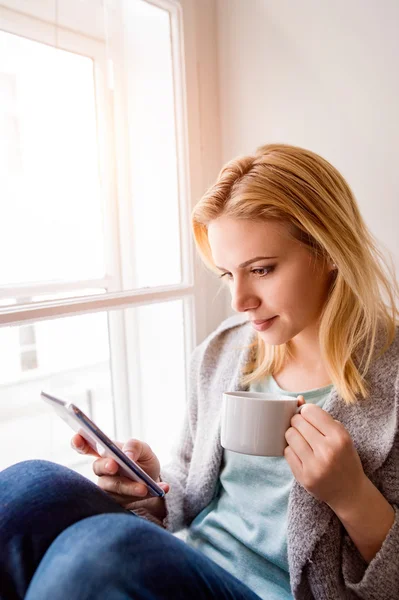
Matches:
[0,460,261,600]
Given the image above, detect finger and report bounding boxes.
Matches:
[284,445,303,477]
[285,426,314,462]
[290,413,325,451]
[106,480,170,503]
[299,404,337,436]
[105,491,142,506]
[71,434,100,457]
[98,475,149,498]
[93,457,120,477]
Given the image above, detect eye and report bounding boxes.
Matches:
[218,266,275,280]
[251,266,275,277]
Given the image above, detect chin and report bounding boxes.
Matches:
[258,322,294,346]
[259,332,288,346]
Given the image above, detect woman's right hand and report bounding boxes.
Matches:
[71,434,169,511]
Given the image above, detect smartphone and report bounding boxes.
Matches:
[41,391,165,498]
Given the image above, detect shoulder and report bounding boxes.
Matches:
[370,324,399,379]
[214,312,250,335]
[358,324,399,406]
[202,313,252,352]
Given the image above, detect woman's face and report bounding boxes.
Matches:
[207,216,334,345]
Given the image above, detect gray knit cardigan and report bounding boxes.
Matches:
[161,314,399,599]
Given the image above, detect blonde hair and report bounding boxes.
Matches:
[192,143,399,404]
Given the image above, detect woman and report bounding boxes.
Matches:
[1,144,398,600]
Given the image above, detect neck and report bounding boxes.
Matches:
[287,325,325,372]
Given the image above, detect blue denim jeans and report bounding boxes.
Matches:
[0,460,261,600]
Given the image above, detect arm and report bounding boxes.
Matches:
[329,474,395,563]
[285,403,399,598]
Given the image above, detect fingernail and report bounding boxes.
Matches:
[105,461,113,471]
[71,441,83,453]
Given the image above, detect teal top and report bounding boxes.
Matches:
[186,375,333,600]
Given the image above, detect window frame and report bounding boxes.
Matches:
[0,0,197,441]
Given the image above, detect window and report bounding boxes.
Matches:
[0,30,105,286]
[0,0,195,480]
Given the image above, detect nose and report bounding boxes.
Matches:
[230,279,260,314]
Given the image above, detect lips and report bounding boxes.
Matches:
[251,316,278,331]
[252,317,275,324]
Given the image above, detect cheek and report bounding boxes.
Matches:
[273,268,326,316]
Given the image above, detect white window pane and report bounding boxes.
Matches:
[0,312,109,385]
[126,1,182,288]
[0,385,112,481]
[133,299,187,464]
[0,289,107,366]
[35,313,109,373]
[0,299,190,478]
[0,30,106,286]
[0,311,114,480]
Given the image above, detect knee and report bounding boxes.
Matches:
[0,459,83,497]
[3,459,70,477]
[0,460,97,524]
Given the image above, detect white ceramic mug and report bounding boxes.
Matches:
[221,391,302,456]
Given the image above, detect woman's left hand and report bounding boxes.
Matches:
[284,402,367,512]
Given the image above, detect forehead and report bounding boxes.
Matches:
[208,217,294,264]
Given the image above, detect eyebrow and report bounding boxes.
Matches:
[215,256,278,271]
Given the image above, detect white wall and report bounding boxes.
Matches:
[216,0,399,318]
[181,0,229,340]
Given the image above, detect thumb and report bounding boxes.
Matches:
[122,439,143,462]
[297,394,306,407]
[122,439,154,463]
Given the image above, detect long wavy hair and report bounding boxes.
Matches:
[192,143,399,404]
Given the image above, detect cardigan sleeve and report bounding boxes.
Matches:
[342,366,399,600]
[342,504,399,599]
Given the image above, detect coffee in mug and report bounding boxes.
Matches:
[221,391,302,456]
